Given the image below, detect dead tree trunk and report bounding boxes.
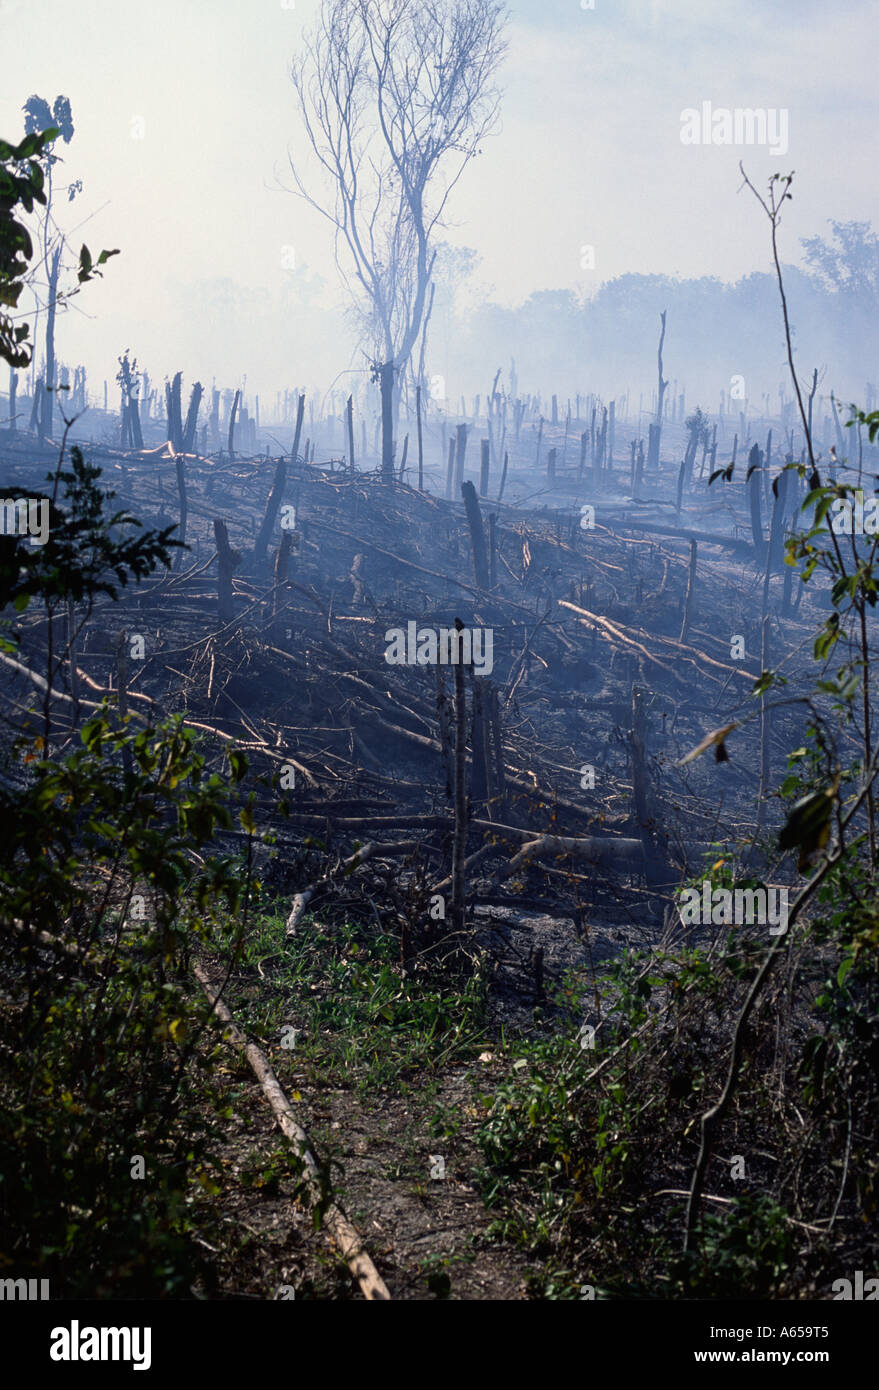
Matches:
[272,531,291,640]
[748,443,765,561]
[254,456,287,566]
[461,480,490,589]
[498,450,509,503]
[345,392,354,469]
[214,519,239,623]
[675,460,686,519]
[39,246,61,442]
[578,430,588,480]
[656,310,668,422]
[768,466,790,574]
[454,423,468,493]
[290,392,305,462]
[415,385,423,491]
[380,362,395,480]
[647,422,661,471]
[635,439,645,493]
[645,310,668,472]
[165,372,184,451]
[480,438,490,497]
[182,382,203,454]
[227,388,241,460]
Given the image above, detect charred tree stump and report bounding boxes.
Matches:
[675,460,686,519]
[272,531,292,640]
[461,480,490,589]
[445,436,455,500]
[578,430,588,480]
[454,423,468,493]
[214,519,240,623]
[547,446,557,487]
[480,438,490,497]
[227,388,241,460]
[164,371,184,451]
[182,382,203,454]
[346,392,355,470]
[768,464,792,574]
[290,392,305,463]
[748,444,765,562]
[647,422,661,471]
[254,455,287,566]
[498,450,509,503]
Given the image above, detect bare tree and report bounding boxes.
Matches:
[287,0,507,451]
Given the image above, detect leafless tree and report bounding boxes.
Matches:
[287,0,507,442]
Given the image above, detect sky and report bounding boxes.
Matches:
[1,0,877,405]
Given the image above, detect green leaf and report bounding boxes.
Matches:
[227,749,248,783]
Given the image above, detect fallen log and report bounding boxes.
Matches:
[193,964,391,1301]
[483,832,648,890]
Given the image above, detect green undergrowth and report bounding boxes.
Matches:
[230,910,492,1095]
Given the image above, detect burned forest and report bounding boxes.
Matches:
[1,0,878,1352]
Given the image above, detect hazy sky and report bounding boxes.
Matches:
[2,0,877,403]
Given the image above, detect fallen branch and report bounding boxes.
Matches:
[193,963,390,1300]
